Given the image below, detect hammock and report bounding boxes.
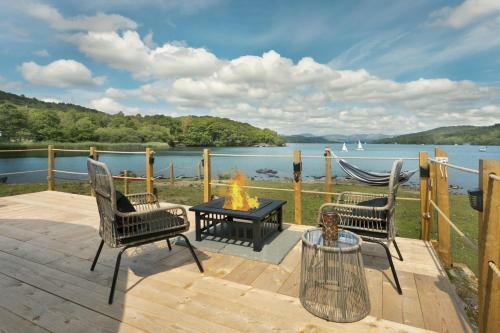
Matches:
[336,158,418,186]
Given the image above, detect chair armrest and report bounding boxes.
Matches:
[116,205,189,231]
[317,202,388,225]
[337,191,387,205]
[126,192,160,211]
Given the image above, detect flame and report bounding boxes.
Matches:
[223,171,260,211]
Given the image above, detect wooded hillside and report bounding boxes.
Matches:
[0,90,285,147]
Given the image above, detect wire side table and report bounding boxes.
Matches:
[299,228,370,322]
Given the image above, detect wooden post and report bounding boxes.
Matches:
[89,146,97,160]
[294,150,302,225]
[47,145,54,191]
[89,146,97,196]
[169,162,174,186]
[435,148,452,267]
[419,152,430,241]
[324,147,332,203]
[198,160,202,181]
[123,170,129,195]
[203,149,211,202]
[478,160,500,333]
[145,148,154,194]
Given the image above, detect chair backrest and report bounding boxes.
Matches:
[87,158,118,245]
[387,159,403,206]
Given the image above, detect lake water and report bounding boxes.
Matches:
[1,143,499,191]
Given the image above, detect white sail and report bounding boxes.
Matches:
[356,140,364,151]
[342,143,348,152]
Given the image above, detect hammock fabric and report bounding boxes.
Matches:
[337,158,417,186]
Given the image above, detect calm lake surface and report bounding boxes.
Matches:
[1,143,499,191]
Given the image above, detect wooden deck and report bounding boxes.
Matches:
[0,191,473,333]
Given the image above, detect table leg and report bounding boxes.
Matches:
[195,212,201,241]
[253,220,262,251]
[277,207,283,232]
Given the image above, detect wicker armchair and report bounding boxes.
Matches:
[87,158,203,304]
[318,159,404,294]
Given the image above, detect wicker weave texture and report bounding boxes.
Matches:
[318,159,403,243]
[87,158,189,248]
[299,228,370,322]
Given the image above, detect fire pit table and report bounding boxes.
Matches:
[189,198,287,251]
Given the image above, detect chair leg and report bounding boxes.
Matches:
[178,234,204,273]
[376,241,402,295]
[166,238,172,251]
[90,240,104,271]
[392,239,403,261]
[109,247,128,304]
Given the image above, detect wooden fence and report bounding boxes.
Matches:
[0,144,499,331]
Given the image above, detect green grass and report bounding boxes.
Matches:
[0,179,478,274]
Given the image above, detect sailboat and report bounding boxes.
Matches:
[356,140,364,151]
[342,143,348,152]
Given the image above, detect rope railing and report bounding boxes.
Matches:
[96,150,147,155]
[210,153,291,158]
[0,169,48,176]
[211,182,295,193]
[305,155,419,160]
[211,181,420,201]
[53,170,88,176]
[428,157,479,174]
[489,261,500,278]
[0,148,48,153]
[489,173,500,181]
[112,175,147,181]
[429,199,478,252]
[52,149,90,153]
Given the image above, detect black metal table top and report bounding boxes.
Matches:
[189,198,287,220]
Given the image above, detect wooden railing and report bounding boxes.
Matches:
[0,145,498,331]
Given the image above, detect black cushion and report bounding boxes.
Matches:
[353,197,388,222]
[116,191,135,213]
[357,197,388,208]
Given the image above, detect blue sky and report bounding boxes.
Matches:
[1,0,499,135]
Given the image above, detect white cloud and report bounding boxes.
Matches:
[34,49,49,57]
[431,0,500,28]
[41,97,61,103]
[71,30,221,78]
[89,97,139,114]
[24,2,137,32]
[20,59,105,88]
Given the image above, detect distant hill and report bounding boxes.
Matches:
[285,133,391,143]
[375,124,500,145]
[0,90,285,147]
[285,135,333,143]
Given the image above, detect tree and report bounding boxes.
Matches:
[0,104,28,142]
[28,110,62,141]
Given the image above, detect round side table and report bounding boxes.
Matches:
[299,228,370,322]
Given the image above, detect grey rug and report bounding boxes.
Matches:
[176,226,302,265]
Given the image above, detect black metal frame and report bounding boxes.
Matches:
[194,208,283,251]
[190,198,286,252]
[364,238,403,294]
[90,234,204,304]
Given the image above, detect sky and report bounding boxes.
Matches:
[1,0,499,135]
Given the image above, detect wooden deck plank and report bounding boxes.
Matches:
[0,273,142,333]
[224,259,269,285]
[0,251,238,333]
[0,191,474,333]
[0,305,50,333]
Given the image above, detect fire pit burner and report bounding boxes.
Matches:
[189,198,287,251]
